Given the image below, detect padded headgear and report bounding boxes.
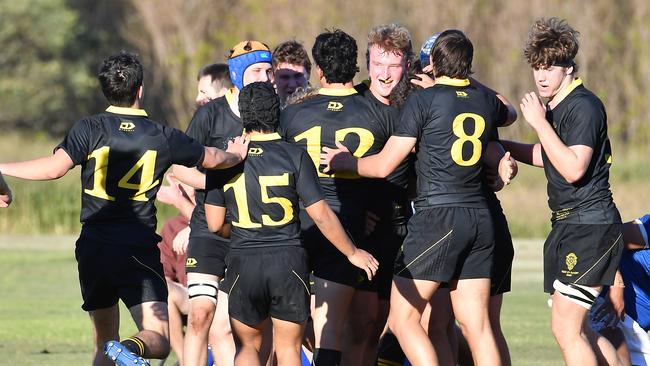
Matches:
[228,41,272,90]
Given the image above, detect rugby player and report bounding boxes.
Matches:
[204,81,377,366]
[321,30,516,366]
[500,17,623,366]
[196,63,232,106]
[353,22,414,366]
[271,40,311,106]
[0,51,249,366]
[0,171,11,207]
[172,40,273,366]
[278,29,394,366]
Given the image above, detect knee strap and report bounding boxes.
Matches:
[553,279,600,310]
[187,281,219,302]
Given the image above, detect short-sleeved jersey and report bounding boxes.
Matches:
[541,79,621,224]
[205,133,324,249]
[56,106,204,245]
[394,77,509,209]
[278,87,392,209]
[620,249,650,330]
[185,90,243,239]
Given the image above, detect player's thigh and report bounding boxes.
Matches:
[450,278,491,329]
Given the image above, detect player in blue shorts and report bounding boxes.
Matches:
[591,215,650,366]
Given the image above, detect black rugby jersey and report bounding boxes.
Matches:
[56,106,204,244]
[355,82,414,223]
[278,87,392,208]
[541,78,621,224]
[205,133,324,249]
[394,77,509,209]
[185,89,243,239]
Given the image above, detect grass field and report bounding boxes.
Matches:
[0,235,563,365]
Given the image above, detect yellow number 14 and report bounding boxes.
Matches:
[85,146,160,202]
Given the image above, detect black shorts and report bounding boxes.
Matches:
[368,221,408,300]
[490,205,514,296]
[75,236,167,311]
[394,207,494,283]
[300,209,373,289]
[227,246,311,326]
[543,223,623,293]
[186,236,229,278]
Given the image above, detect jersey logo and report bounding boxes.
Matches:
[186,257,198,268]
[248,147,264,156]
[455,91,468,98]
[605,153,612,164]
[327,101,343,111]
[565,253,577,271]
[119,121,136,132]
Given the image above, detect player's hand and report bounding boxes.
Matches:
[172,226,191,255]
[347,248,379,281]
[608,285,626,321]
[410,73,435,88]
[0,172,11,208]
[320,141,354,174]
[226,134,251,162]
[157,174,183,206]
[520,92,547,130]
[498,151,517,185]
[365,210,380,235]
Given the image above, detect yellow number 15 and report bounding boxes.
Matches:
[85,146,160,202]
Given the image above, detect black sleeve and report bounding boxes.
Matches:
[278,106,294,140]
[394,92,426,139]
[204,169,227,207]
[185,105,211,142]
[55,118,92,165]
[563,99,604,148]
[165,127,205,167]
[493,96,510,128]
[295,150,325,207]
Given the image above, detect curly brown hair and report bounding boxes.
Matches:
[272,40,312,75]
[524,17,580,71]
[366,23,413,65]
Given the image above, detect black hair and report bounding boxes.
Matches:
[238,82,280,133]
[312,29,359,83]
[389,56,423,109]
[430,30,473,79]
[98,51,144,107]
[197,63,233,88]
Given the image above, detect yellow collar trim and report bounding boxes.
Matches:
[225,87,237,105]
[249,133,281,141]
[318,87,357,96]
[552,77,583,105]
[435,76,470,87]
[106,106,148,117]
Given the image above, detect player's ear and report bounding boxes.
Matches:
[137,85,144,100]
[565,66,574,75]
[316,66,324,80]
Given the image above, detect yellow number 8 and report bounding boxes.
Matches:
[451,113,486,166]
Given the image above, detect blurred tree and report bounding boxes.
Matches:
[0,0,96,135]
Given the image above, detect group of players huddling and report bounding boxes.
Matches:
[1,16,649,366]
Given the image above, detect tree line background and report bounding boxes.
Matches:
[0,0,648,236]
[2,0,649,150]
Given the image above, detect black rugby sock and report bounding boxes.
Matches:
[121,336,146,357]
[311,348,342,366]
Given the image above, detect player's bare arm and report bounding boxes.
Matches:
[0,148,74,181]
[484,142,518,188]
[320,135,416,178]
[201,134,250,170]
[470,77,518,126]
[305,199,379,280]
[520,91,593,183]
[171,165,206,190]
[0,171,12,207]
[204,203,229,236]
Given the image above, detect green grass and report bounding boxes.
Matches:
[0,235,561,365]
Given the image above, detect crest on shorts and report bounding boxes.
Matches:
[565,253,577,271]
[186,257,198,268]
